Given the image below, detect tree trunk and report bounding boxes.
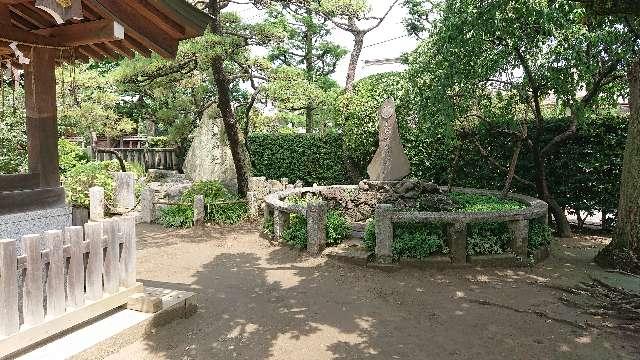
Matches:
[613,58,640,253]
[304,7,314,133]
[533,147,572,237]
[208,0,251,196]
[345,32,365,92]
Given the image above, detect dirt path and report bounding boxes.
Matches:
[107,224,639,360]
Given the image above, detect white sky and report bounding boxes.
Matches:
[226,1,418,86]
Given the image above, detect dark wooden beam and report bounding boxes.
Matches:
[24,47,60,188]
[0,187,66,216]
[0,173,41,192]
[0,19,125,58]
[33,19,124,46]
[84,0,178,58]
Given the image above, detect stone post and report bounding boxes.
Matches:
[193,195,205,226]
[508,219,529,259]
[273,210,290,240]
[89,186,104,221]
[114,172,135,211]
[139,188,154,223]
[247,192,260,219]
[306,201,327,255]
[374,204,394,263]
[447,221,468,264]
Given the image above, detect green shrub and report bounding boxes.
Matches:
[147,136,172,148]
[393,223,448,259]
[466,222,512,256]
[282,214,308,249]
[157,205,193,228]
[450,192,524,212]
[181,180,248,224]
[247,132,349,186]
[280,210,351,249]
[363,219,449,259]
[62,160,144,208]
[326,210,351,246]
[363,219,376,252]
[62,162,116,208]
[528,220,553,252]
[58,139,89,174]
[263,214,274,236]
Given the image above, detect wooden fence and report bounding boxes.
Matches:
[95,147,178,171]
[0,216,141,358]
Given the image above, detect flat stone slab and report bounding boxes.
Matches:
[15,287,196,360]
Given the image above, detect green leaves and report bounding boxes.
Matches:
[248,132,349,185]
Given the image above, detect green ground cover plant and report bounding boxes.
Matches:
[158,180,249,228]
[363,192,553,258]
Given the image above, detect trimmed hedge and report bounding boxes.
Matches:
[247,132,349,186]
[247,114,627,225]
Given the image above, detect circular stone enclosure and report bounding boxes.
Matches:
[264,181,549,267]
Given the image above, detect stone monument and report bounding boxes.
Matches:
[367,98,411,181]
[183,114,238,192]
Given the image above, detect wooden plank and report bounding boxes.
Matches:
[23,234,45,327]
[102,219,120,295]
[84,222,103,301]
[0,187,66,216]
[0,283,143,359]
[0,173,40,192]
[65,226,85,309]
[0,239,19,337]
[44,230,65,318]
[118,216,137,288]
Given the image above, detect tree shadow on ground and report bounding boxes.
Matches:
[127,227,638,360]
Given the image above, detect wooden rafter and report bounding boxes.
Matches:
[83,0,178,58]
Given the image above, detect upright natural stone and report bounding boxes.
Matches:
[374,204,393,263]
[114,172,136,211]
[306,201,327,255]
[89,186,104,221]
[139,188,155,223]
[183,114,238,192]
[367,99,411,181]
[193,195,205,226]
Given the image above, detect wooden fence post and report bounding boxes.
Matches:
[85,222,104,301]
[0,239,19,336]
[117,216,137,288]
[45,230,65,317]
[65,226,85,309]
[102,219,120,295]
[23,234,44,327]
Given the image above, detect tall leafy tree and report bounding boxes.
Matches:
[317,0,401,91]
[569,0,640,271]
[406,0,638,237]
[267,2,347,131]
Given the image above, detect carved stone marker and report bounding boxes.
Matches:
[193,195,205,226]
[114,172,135,211]
[89,186,104,221]
[367,99,411,181]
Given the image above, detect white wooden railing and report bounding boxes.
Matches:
[0,216,142,358]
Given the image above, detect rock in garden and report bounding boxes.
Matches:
[367,98,411,181]
[183,113,238,192]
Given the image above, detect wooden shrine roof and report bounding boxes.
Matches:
[0,0,211,63]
